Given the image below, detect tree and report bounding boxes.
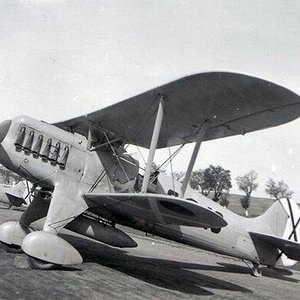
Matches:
[204,165,232,202]
[240,196,250,216]
[190,165,232,202]
[190,169,210,196]
[219,192,230,208]
[236,170,259,217]
[265,178,293,200]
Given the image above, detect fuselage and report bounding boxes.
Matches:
[0,115,110,194]
[120,190,278,266]
[0,115,284,267]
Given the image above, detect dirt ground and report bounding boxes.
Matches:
[1,206,300,300]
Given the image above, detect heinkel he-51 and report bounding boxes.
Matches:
[0,71,300,276]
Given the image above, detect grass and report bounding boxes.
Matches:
[226,194,276,217]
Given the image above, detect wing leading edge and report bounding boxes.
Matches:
[54,72,300,148]
[84,193,227,228]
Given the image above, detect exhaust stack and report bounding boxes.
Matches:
[50,142,60,164]
[14,127,25,150]
[32,134,43,157]
[41,138,52,161]
[59,146,69,168]
[23,131,34,153]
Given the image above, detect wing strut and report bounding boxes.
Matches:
[141,96,165,193]
[180,120,208,198]
[87,121,92,150]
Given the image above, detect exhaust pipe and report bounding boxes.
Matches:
[14,127,26,150]
[23,131,34,153]
[40,138,52,161]
[32,134,43,157]
[50,142,60,164]
[59,146,69,168]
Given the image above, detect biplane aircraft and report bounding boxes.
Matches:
[0,71,300,276]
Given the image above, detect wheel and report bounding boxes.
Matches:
[28,256,58,270]
[251,263,262,277]
[211,227,221,234]
[252,269,262,277]
[0,242,23,254]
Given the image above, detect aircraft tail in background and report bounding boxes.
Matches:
[0,182,27,207]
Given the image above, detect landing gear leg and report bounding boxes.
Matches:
[0,191,50,252]
[242,260,263,277]
[22,182,86,269]
[251,263,262,277]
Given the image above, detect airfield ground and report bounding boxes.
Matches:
[0,206,300,300]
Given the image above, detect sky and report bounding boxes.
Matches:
[0,0,300,201]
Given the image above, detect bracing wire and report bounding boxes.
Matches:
[148,144,185,186]
[136,145,147,166]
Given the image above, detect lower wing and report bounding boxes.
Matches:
[84,193,227,228]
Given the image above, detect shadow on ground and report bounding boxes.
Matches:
[64,232,300,294]
[62,234,255,296]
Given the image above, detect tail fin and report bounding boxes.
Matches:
[261,198,300,242]
[251,198,300,267]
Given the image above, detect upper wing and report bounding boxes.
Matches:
[84,192,227,228]
[54,72,300,149]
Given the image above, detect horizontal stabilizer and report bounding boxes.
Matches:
[250,232,300,261]
[84,193,227,228]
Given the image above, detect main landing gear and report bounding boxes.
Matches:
[243,260,262,277]
[1,242,58,270]
[251,263,262,277]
